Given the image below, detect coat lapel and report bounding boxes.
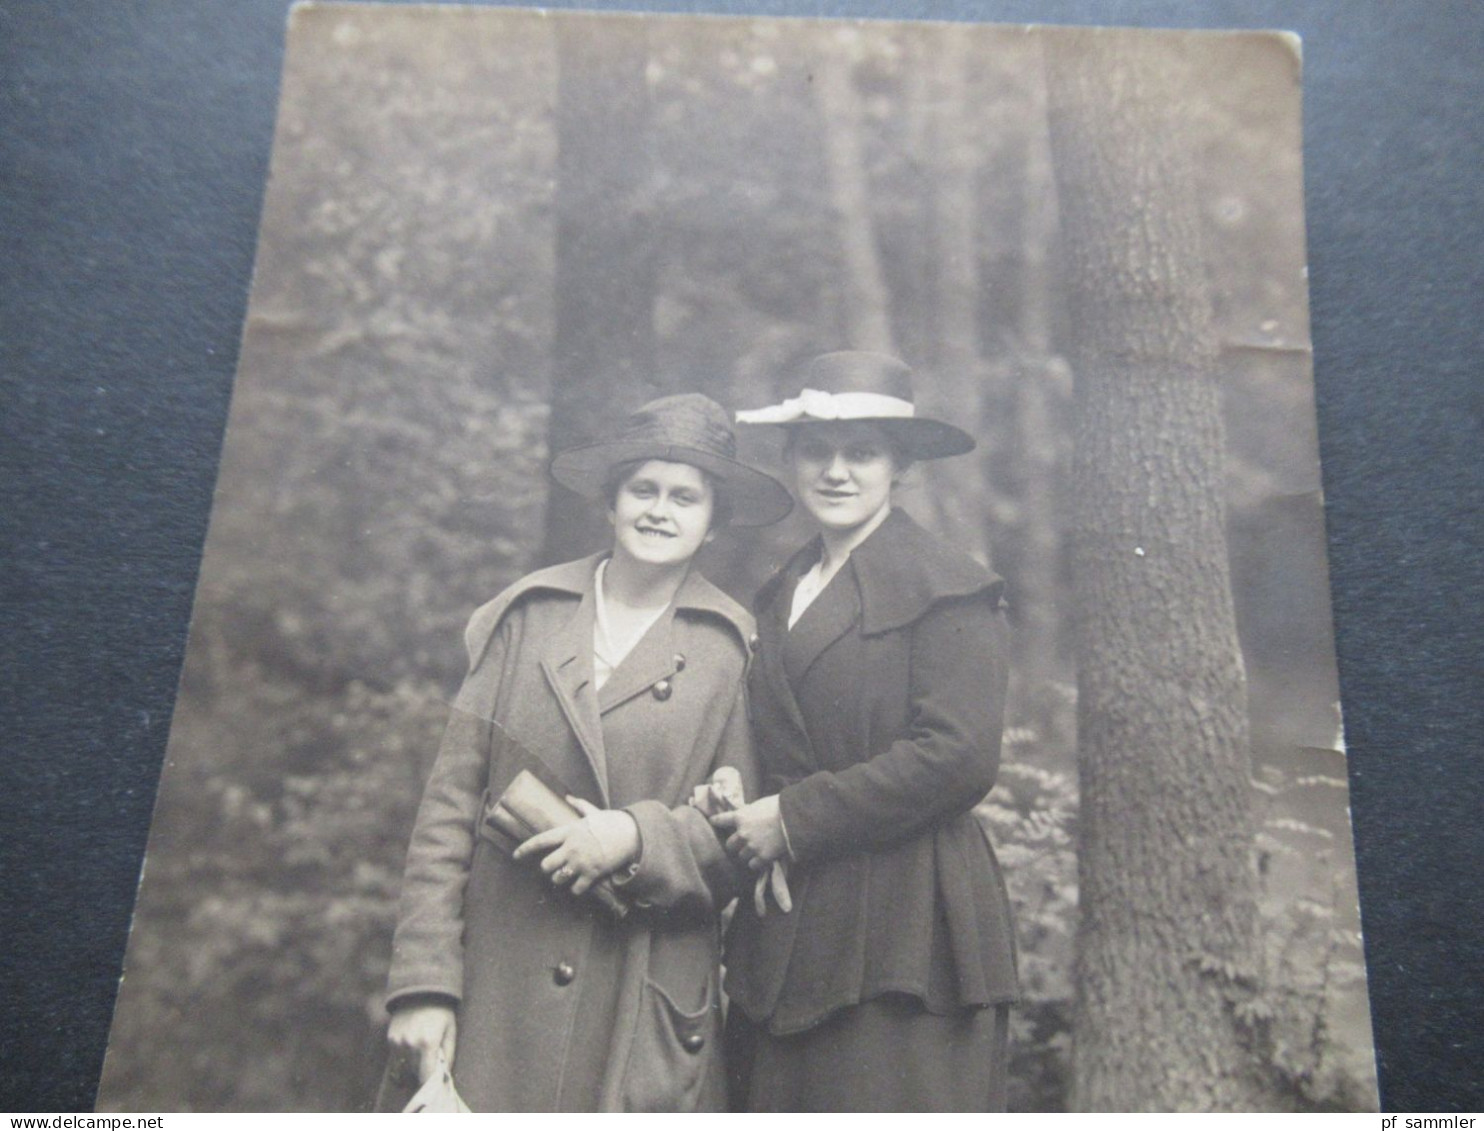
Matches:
[782,559,861,686]
[751,560,818,778]
[851,508,1005,634]
[538,585,610,805]
[595,607,680,716]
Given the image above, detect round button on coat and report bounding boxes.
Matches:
[681,1033,705,1054]
[553,961,576,986]
[652,679,672,701]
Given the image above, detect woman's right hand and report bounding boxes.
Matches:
[387,1001,457,1085]
[710,794,789,871]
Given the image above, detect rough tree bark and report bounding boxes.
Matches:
[1045,32,1272,1110]
[541,16,657,565]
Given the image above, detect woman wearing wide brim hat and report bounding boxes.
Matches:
[713,352,1018,1112]
[732,349,977,461]
[384,393,789,1111]
[550,392,795,528]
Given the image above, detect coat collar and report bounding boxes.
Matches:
[757,508,1004,637]
[462,553,758,806]
[464,552,755,669]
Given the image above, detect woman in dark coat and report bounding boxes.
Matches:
[383,394,791,1111]
[713,352,1017,1112]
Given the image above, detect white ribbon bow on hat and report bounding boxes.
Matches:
[736,388,917,425]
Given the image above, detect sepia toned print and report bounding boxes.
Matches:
[96,5,1375,1111]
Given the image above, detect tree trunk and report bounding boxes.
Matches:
[815,35,895,354]
[541,16,657,565]
[1045,32,1271,1110]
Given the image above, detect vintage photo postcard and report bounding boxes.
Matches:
[95,4,1377,1112]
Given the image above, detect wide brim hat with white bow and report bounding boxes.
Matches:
[549,392,794,527]
[735,351,976,462]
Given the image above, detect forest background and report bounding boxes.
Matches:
[96,7,1373,1112]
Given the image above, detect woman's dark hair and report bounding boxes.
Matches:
[602,459,734,530]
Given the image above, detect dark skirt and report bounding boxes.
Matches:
[725,994,1010,1112]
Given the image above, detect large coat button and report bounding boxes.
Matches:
[652,679,672,701]
[553,961,576,986]
[681,1033,705,1054]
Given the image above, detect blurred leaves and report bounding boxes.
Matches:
[106,678,441,1109]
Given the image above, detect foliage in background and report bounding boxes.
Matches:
[97,11,1372,1112]
[102,677,435,1110]
[980,682,1373,1111]
[977,680,1080,1112]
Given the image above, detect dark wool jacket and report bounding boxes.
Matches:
[386,555,756,1110]
[723,508,1018,1036]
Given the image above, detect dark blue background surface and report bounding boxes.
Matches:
[3,0,1480,1112]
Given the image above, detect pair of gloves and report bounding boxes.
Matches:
[689,767,793,916]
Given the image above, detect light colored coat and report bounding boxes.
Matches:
[386,554,756,1111]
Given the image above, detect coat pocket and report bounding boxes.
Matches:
[620,975,721,1112]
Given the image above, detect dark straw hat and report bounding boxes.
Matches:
[549,393,793,527]
[736,351,976,461]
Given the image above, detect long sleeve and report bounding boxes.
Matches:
[617,680,756,916]
[777,593,1009,861]
[384,622,506,1009]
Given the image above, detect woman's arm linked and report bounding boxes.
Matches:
[715,593,1008,867]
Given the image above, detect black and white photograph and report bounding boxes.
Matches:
[88,4,1377,1112]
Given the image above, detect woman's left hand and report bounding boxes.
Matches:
[513,799,640,895]
[710,795,788,872]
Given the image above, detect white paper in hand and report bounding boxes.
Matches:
[403,1050,471,1114]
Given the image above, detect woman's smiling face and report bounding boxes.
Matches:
[786,422,900,535]
[608,459,716,569]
